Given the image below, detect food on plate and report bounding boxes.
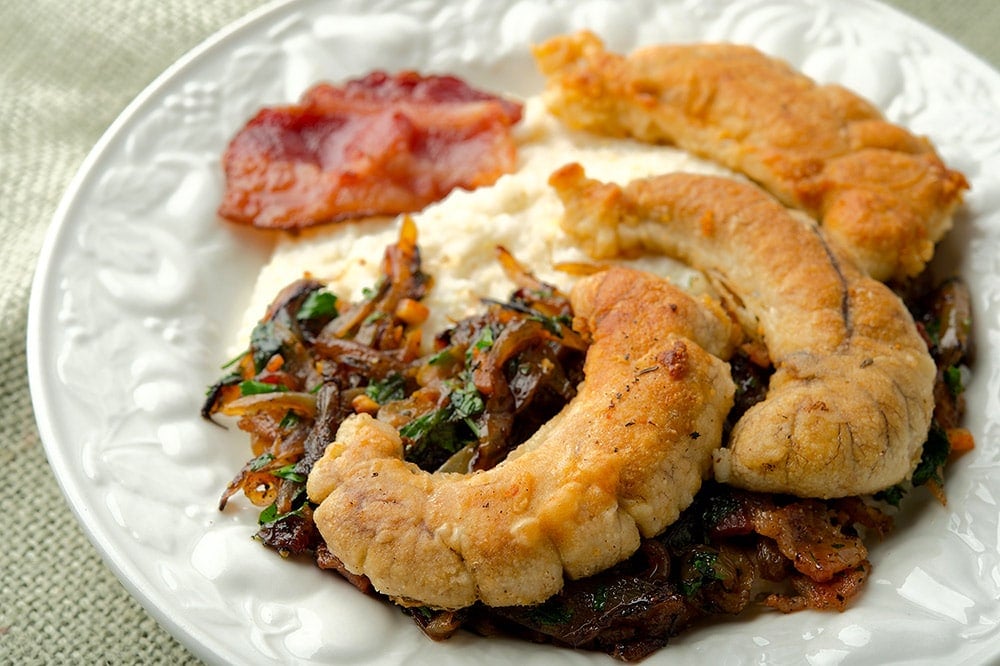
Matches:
[217,71,523,229]
[533,31,969,282]
[204,223,910,659]
[484,481,892,658]
[550,163,936,498]
[307,265,737,609]
[204,34,975,661]
[229,95,729,349]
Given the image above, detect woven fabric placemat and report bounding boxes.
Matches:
[3,1,997,663]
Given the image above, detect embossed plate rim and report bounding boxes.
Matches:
[26,1,294,663]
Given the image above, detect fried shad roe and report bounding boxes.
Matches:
[307,267,737,609]
[204,35,978,659]
[551,165,937,498]
[533,31,968,282]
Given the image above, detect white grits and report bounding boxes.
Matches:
[234,97,739,351]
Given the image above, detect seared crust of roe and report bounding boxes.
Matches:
[550,164,936,498]
[534,31,968,281]
[307,268,736,609]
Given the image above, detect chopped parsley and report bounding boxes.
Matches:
[248,452,275,471]
[680,549,723,596]
[944,365,965,398]
[278,410,301,429]
[526,599,574,626]
[361,279,384,301]
[239,379,288,396]
[875,484,906,508]
[273,464,306,484]
[472,326,495,354]
[249,321,285,373]
[448,376,485,427]
[876,421,953,506]
[911,423,950,487]
[590,586,608,612]
[427,349,454,366]
[398,327,490,459]
[219,350,248,370]
[399,410,444,442]
[257,501,306,526]
[297,288,338,321]
[365,372,407,405]
[529,311,572,337]
[398,372,486,467]
[257,488,309,526]
[702,491,741,531]
[923,318,941,348]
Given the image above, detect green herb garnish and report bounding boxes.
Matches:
[681,549,723,596]
[399,410,446,442]
[875,484,906,507]
[944,365,964,398]
[473,326,495,353]
[526,599,574,626]
[365,372,407,404]
[297,289,338,321]
[249,321,285,373]
[239,379,288,396]
[449,377,485,423]
[273,464,306,484]
[879,422,954,506]
[248,452,275,471]
[911,423,950,487]
[278,410,301,429]
[258,502,306,526]
[427,349,454,366]
[530,311,572,337]
[590,586,608,612]
[361,279,384,301]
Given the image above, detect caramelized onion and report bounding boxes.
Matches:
[220,391,318,419]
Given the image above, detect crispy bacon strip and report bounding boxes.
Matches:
[218,71,523,229]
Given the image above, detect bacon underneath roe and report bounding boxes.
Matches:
[217,71,524,229]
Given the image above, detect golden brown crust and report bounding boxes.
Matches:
[306,268,735,609]
[533,31,968,281]
[550,164,936,498]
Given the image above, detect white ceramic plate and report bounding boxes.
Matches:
[27,0,1000,663]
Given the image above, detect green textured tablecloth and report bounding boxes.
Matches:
[3,1,998,663]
